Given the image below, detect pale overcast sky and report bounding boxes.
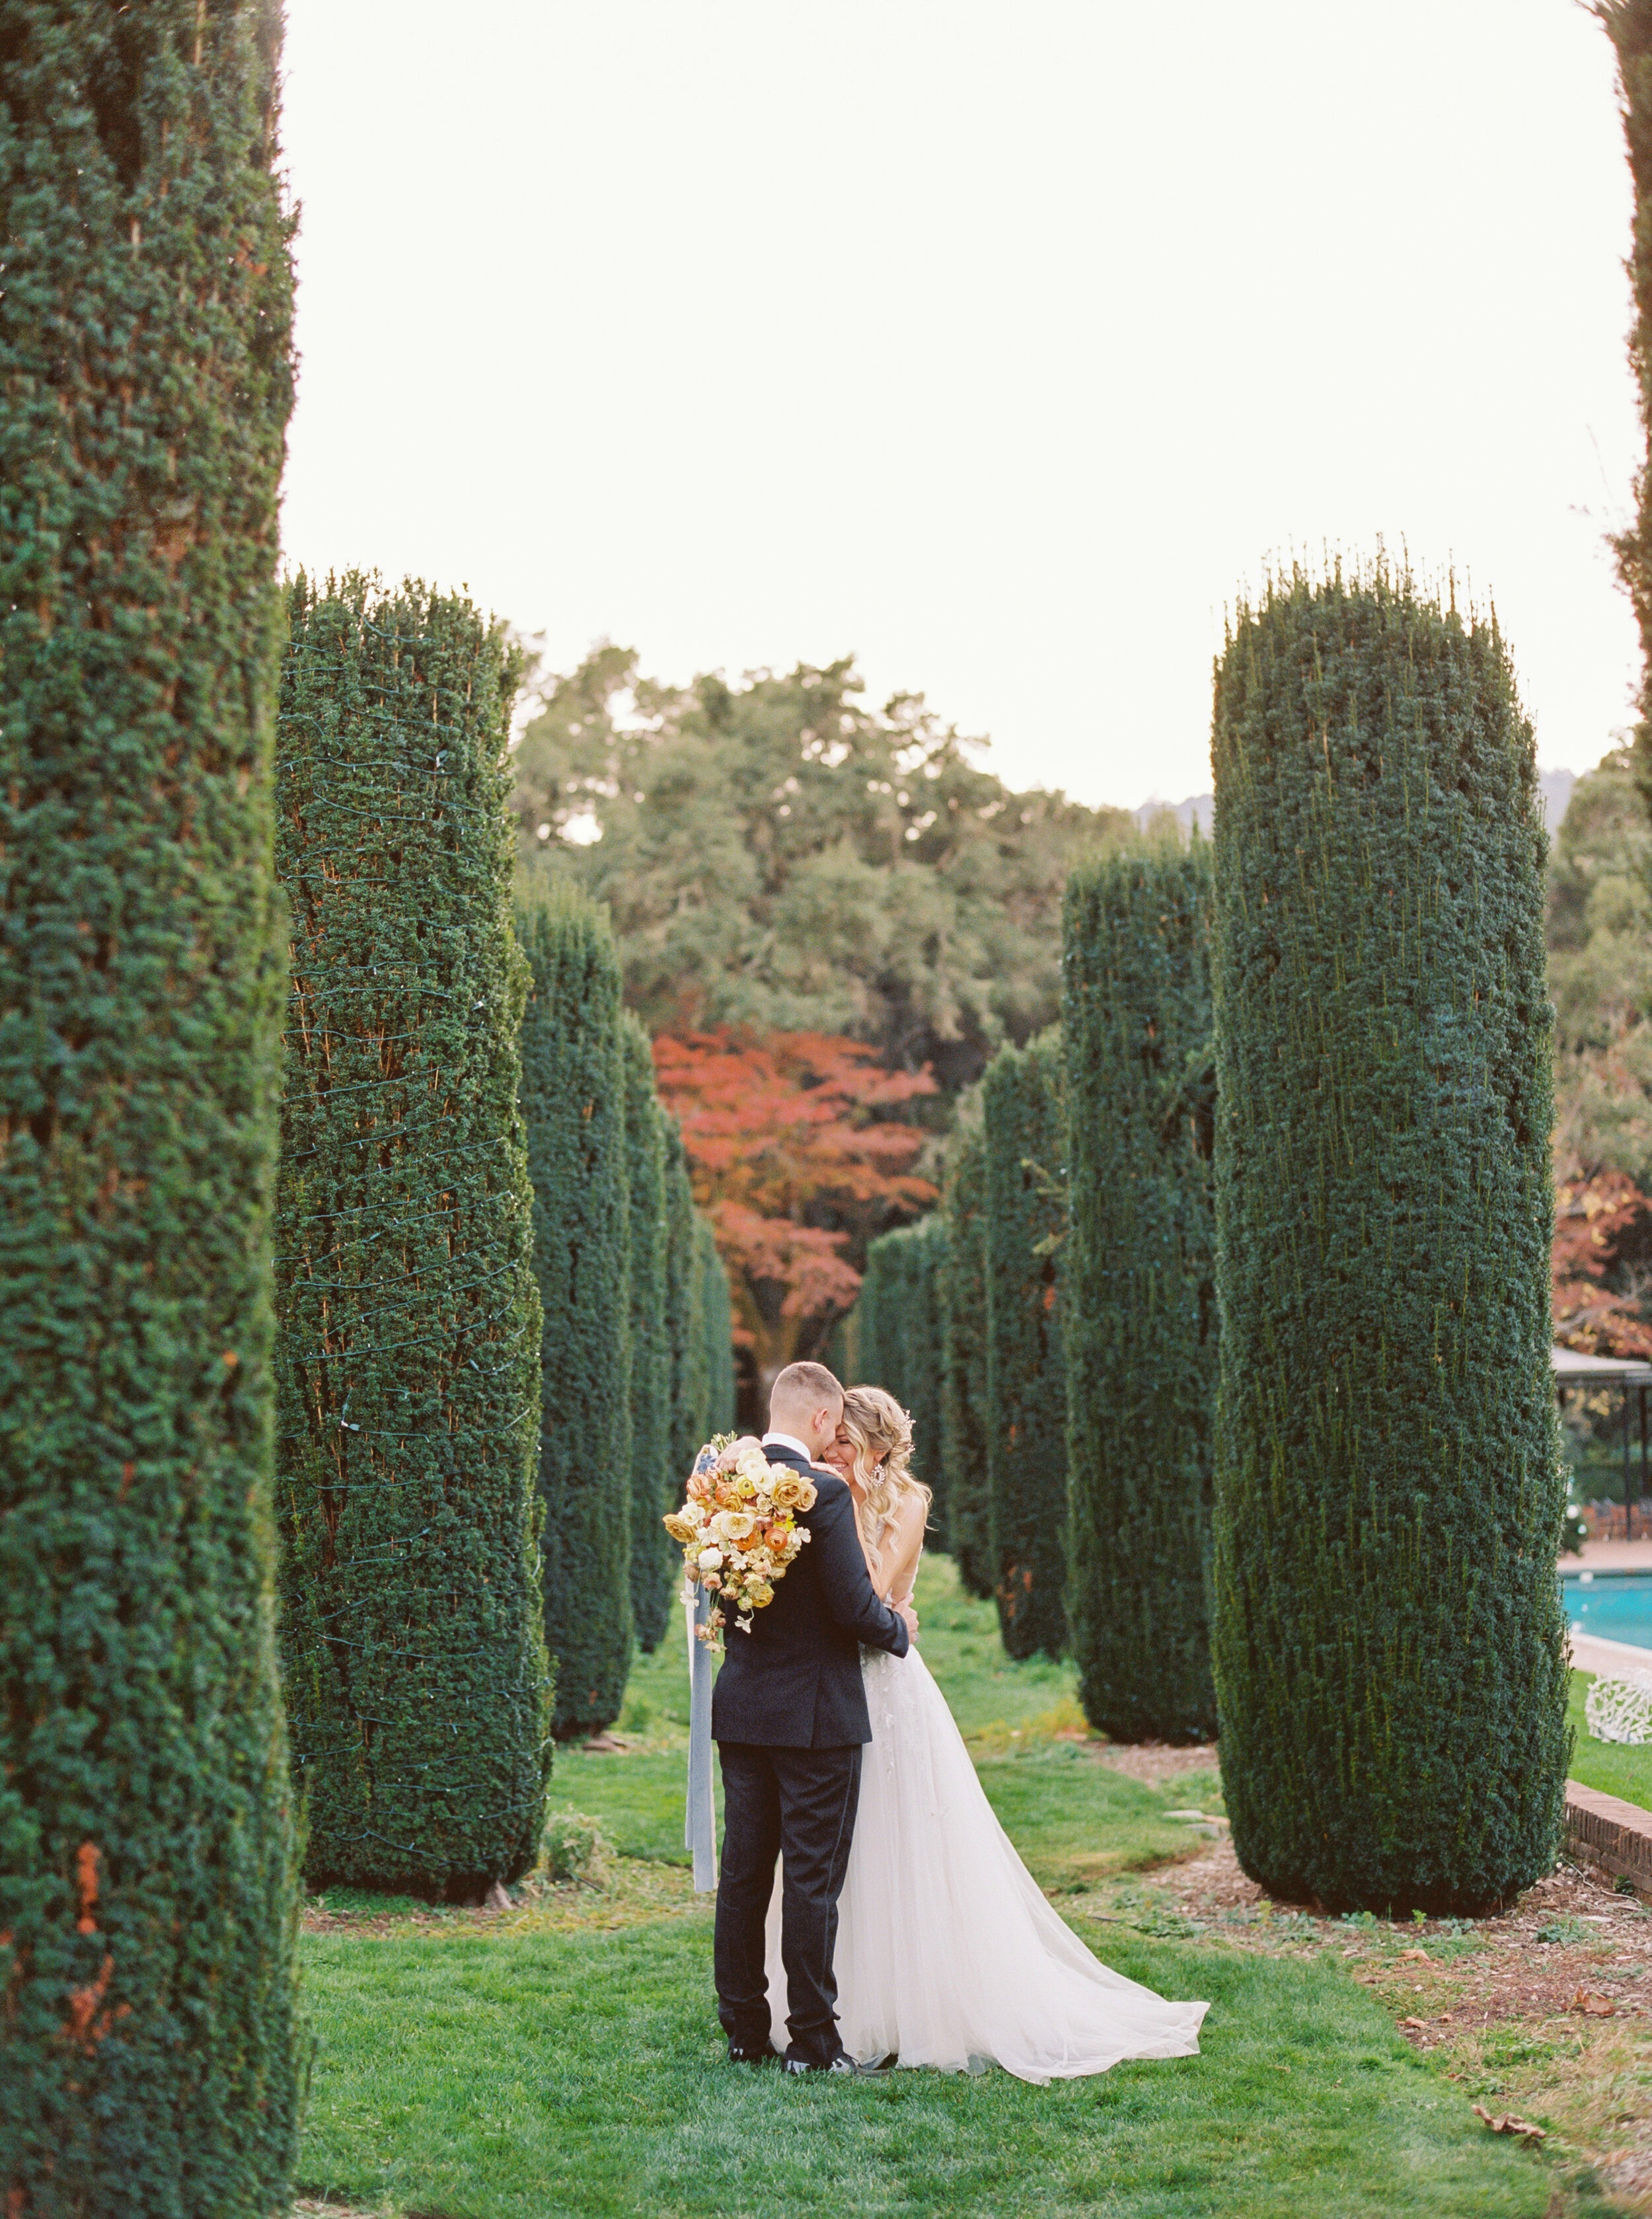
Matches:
[279,1,1641,810]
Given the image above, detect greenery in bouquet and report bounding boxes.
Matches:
[664,1434,817,1651]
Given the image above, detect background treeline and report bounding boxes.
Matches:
[512,644,1139,1099]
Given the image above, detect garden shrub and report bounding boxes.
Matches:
[856,1218,948,1526]
[1063,846,1218,1743]
[939,1097,995,1597]
[983,1032,1068,1659]
[0,7,303,2205]
[665,1118,710,1480]
[278,577,550,1897]
[519,884,633,1741]
[1210,560,1568,1914]
[540,1809,613,1887]
[622,1016,673,1652]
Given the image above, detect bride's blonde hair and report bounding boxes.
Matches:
[841,1386,932,1557]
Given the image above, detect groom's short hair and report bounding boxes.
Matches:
[770,1361,843,1417]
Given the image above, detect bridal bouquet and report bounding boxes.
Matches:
[664,1433,816,1652]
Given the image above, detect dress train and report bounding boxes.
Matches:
[764,1643,1209,2082]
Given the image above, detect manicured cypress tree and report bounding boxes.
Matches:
[1063,848,1218,1744]
[855,1222,947,1521]
[1596,4,1652,816]
[699,1215,739,1433]
[940,1100,995,1597]
[903,1217,949,1528]
[1211,562,1567,1914]
[278,578,550,1895]
[983,1032,1069,1660]
[852,1236,891,1390]
[0,8,301,2207]
[519,884,633,1740]
[665,1117,710,1484]
[622,1016,673,1652]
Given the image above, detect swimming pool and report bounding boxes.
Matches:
[1564,1571,1652,1651]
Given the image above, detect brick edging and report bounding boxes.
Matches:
[1565,1778,1652,1889]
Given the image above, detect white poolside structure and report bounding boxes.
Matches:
[1552,1344,1652,1540]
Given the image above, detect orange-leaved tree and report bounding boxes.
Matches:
[1554,1170,1652,1359]
[654,1029,937,1394]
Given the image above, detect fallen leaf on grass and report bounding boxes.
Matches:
[1571,1989,1617,2017]
[1472,2106,1548,2146]
[1399,1947,1433,1963]
[1402,2016,1429,2029]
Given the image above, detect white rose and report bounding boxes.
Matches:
[698,1546,725,1572]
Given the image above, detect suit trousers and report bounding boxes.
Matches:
[714,1739,862,2067]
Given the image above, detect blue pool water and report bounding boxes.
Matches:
[1565,1571,1652,1651]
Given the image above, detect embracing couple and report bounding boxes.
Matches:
[710,1361,1209,2084]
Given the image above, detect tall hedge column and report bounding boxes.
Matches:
[521,887,633,1739]
[1063,848,1217,1743]
[983,1034,1069,1659]
[940,1102,995,1597]
[698,1215,739,1434]
[622,1017,673,1652]
[277,578,550,1897]
[0,5,301,2205]
[665,1117,709,1482]
[1211,564,1567,1914]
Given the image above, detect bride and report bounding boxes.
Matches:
[762,1384,1209,2082]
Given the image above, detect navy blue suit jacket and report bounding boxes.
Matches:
[709,1441,910,1749]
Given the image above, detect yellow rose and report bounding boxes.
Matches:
[793,1478,817,1512]
[733,1474,759,1500]
[769,1474,805,1511]
[746,1579,774,1608]
[663,1511,698,1545]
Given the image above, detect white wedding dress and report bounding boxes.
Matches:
[763,1628,1209,2082]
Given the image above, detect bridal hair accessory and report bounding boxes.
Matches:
[665,1433,815,1655]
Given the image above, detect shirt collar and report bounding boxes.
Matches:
[761,1430,813,1464]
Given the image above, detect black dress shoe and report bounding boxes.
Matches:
[784,2053,886,2078]
[728,2041,784,2064]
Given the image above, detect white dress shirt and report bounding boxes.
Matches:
[761,1429,815,1465]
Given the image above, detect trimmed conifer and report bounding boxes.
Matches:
[622,1017,673,1651]
[520,885,633,1741]
[858,1218,948,1523]
[852,1236,889,1390]
[277,578,550,1897]
[665,1119,710,1482]
[699,1215,739,1433]
[939,1100,995,1597]
[0,7,301,2204]
[1063,847,1217,1744]
[1211,562,1567,1914]
[983,1032,1069,1659]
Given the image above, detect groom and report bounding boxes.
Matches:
[712,1360,916,2076]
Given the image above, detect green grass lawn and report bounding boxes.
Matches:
[1568,1669,1652,1809]
[296,1560,1589,2218]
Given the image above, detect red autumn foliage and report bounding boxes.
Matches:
[1553,1170,1652,1359]
[653,1028,937,1381]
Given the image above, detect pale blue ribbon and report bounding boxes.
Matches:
[685,1585,718,1891]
